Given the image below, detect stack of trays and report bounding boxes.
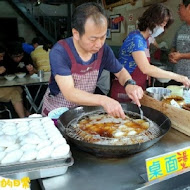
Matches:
[0,117,74,180]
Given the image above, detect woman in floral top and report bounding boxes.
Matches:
[111,3,190,102]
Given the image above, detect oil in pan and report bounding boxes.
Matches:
[66,111,161,145]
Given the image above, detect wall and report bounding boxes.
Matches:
[0,1,36,43]
[26,3,68,17]
[0,0,182,48]
[106,0,182,48]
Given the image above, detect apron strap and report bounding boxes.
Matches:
[97,46,104,65]
[58,40,77,65]
[58,39,104,67]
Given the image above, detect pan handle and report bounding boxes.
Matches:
[159,118,170,133]
[57,119,66,133]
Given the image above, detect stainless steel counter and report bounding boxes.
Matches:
[40,128,190,190]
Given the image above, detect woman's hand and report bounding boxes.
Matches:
[176,75,190,87]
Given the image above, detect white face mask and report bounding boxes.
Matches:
[150,26,164,38]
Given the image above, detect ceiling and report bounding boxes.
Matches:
[42,0,75,4]
[20,0,75,5]
[31,0,99,6]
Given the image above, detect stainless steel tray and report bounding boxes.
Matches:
[0,117,74,180]
[0,156,74,180]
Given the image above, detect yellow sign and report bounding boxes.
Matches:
[0,176,30,189]
[146,146,190,181]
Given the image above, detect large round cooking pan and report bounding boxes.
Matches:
[58,103,171,157]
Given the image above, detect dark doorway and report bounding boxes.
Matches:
[0,18,18,45]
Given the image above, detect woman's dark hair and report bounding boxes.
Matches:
[183,0,190,7]
[138,3,173,32]
[32,37,49,51]
[0,45,5,54]
[7,42,23,56]
[17,37,25,43]
[71,2,108,36]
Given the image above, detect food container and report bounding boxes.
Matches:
[0,155,73,180]
[166,85,184,97]
[162,95,185,107]
[146,87,171,101]
[0,117,74,180]
[140,93,190,137]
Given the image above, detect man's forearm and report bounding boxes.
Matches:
[62,87,104,106]
[115,68,132,86]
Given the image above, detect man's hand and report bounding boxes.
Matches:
[100,96,126,119]
[100,84,143,119]
[169,52,181,63]
[125,85,144,107]
[0,66,6,74]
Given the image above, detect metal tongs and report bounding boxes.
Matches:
[138,106,144,119]
[131,101,144,119]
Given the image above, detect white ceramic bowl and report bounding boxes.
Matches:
[15,72,26,78]
[156,78,171,83]
[4,75,16,81]
[146,87,171,101]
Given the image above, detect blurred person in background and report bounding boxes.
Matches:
[0,45,29,118]
[31,37,50,72]
[4,41,36,75]
[17,37,34,55]
[110,3,190,103]
[169,0,190,81]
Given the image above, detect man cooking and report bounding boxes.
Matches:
[42,2,143,119]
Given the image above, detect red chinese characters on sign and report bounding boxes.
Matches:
[146,147,190,181]
[177,151,188,169]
